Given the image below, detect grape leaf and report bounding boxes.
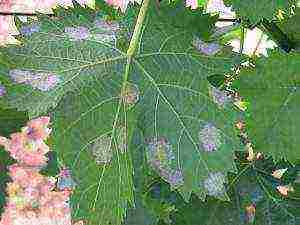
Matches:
[234,51,300,163]
[0,1,242,224]
[224,0,296,24]
[277,8,300,51]
[1,6,125,117]
[136,0,240,201]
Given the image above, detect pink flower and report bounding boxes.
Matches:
[26,116,51,140]
[0,116,74,225]
[0,116,51,167]
[186,0,198,9]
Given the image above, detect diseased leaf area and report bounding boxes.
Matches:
[134,0,241,200]
[137,153,300,225]
[1,7,125,118]
[235,51,300,163]
[0,1,299,225]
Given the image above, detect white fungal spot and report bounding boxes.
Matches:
[9,70,60,92]
[146,137,184,187]
[198,123,222,152]
[90,18,120,45]
[168,169,184,188]
[90,134,113,165]
[116,125,127,153]
[65,26,90,41]
[20,24,40,37]
[192,37,221,55]
[146,137,175,169]
[94,19,120,34]
[203,172,226,197]
[93,33,117,44]
[121,83,140,107]
[0,84,6,97]
[209,86,231,108]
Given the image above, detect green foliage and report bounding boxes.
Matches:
[0,1,300,225]
[277,8,300,51]
[234,51,300,163]
[136,153,300,225]
[224,0,296,24]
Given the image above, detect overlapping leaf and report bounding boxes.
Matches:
[235,51,300,163]
[224,0,296,24]
[142,154,300,225]
[277,8,300,51]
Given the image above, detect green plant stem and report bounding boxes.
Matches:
[126,0,151,57]
[238,27,245,64]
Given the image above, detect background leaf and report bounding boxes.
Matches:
[224,0,296,24]
[234,51,300,163]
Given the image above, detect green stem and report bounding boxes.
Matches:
[238,27,245,63]
[127,0,151,57]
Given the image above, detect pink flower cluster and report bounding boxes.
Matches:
[0,117,74,225]
[0,117,52,167]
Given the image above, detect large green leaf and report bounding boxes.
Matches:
[135,1,240,201]
[0,1,241,224]
[234,51,300,163]
[224,0,296,24]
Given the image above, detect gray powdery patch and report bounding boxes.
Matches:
[65,26,90,41]
[198,123,223,152]
[90,134,113,165]
[146,137,184,188]
[210,86,231,108]
[116,125,127,154]
[20,23,40,37]
[91,18,120,45]
[94,19,120,34]
[203,172,226,197]
[9,69,60,92]
[168,169,184,188]
[0,84,6,97]
[192,37,221,55]
[121,83,140,107]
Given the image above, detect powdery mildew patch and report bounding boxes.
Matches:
[121,82,140,107]
[203,171,226,197]
[9,69,60,91]
[198,123,223,152]
[20,24,40,37]
[209,86,231,108]
[146,137,184,188]
[64,26,90,41]
[116,125,127,154]
[192,37,221,56]
[90,134,113,165]
[0,84,6,97]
